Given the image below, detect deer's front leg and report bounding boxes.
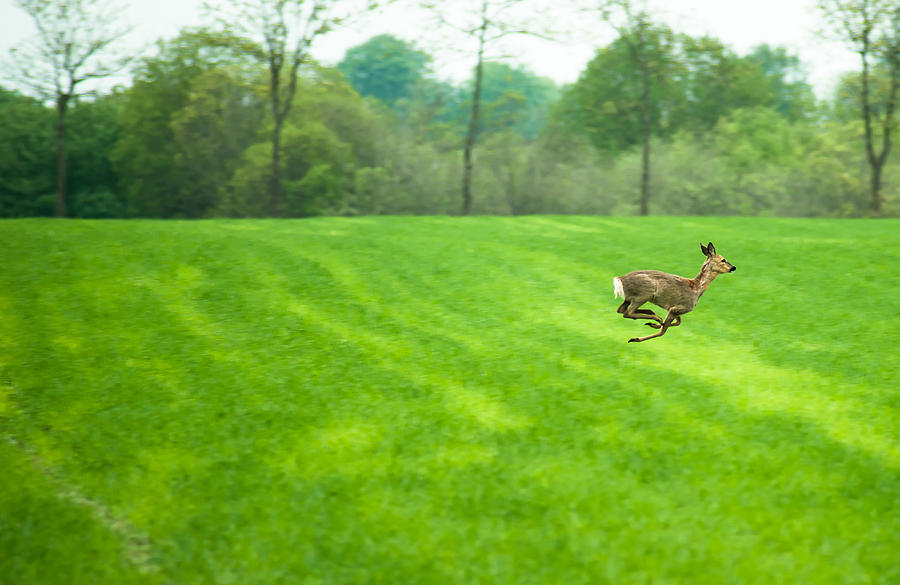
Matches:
[629,311,679,343]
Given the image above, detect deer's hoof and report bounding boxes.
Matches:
[628,338,639,343]
[645,323,661,329]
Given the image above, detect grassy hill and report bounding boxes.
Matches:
[1,216,898,584]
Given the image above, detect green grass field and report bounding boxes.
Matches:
[1,216,898,584]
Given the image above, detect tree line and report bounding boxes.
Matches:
[1,0,898,219]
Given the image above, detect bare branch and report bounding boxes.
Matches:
[6,0,136,100]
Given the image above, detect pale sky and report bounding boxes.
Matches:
[0,0,859,98]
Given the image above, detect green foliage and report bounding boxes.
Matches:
[670,35,774,131]
[714,107,802,170]
[350,134,460,215]
[350,165,394,214]
[216,142,270,216]
[294,67,382,170]
[470,131,616,215]
[393,77,470,145]
[1,217,898,584]
[219,68,380,217]
[557,34,816,154]
[591,108,876,216]
[745,44,817,121]
[476,63,560,139]
[338,34,431,106]
[65,95,126,217]
[0,87,54,216]
[557,24,680,152]
[828,65,900,125]
[71,188,127,219]
[112,28,260,218]
[1,25,897,219]
[30,193,58,217]
[279,121,352,216]
[377,60,558,143]
[0,88,127,218]
[170,68,264,218]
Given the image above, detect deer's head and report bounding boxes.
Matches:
[701,242,736,274]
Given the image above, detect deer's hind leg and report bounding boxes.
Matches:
[620,300,664,325]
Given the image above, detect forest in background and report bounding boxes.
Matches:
[1,1,898,219]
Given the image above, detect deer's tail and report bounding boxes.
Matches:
[613,277,624,299]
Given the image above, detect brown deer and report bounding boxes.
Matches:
[613,242,736,343]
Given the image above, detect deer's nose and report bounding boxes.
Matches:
[730,266,736,272]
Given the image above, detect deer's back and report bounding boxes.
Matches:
[618,270,698,313]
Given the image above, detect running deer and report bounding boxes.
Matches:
[613,242,736,343]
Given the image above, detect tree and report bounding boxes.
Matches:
[220,67,378,217]
[556,25,815,216]
[598,0,675,216]
[112,29,259,218]
[338,34,431,106]
[6,0,134,218]
[422,0,552,215]
[205,0,380,217]
[819,0,899,216]
[558,4,677,215]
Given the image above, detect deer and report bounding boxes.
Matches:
[613,242,736,343]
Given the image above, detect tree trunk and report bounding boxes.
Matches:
[639,120,651,216]
[638,57,651,216]
[859,37,881,217]
[869,160,884,216]
[462,2,488,216]
[867,46,898,218]
[506,162,517,214]
[271,121,284,217]
[269,56,284,218]
[856,27,898,218]
[462,55,484,216]
[54,94,70,218]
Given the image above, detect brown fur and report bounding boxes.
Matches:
[613,242,735,343]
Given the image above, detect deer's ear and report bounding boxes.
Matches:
[706,242,716,256]
[700,243,709,256]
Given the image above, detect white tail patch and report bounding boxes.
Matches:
[613,277,624,298]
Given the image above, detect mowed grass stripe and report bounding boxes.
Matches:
[0,217,898,585]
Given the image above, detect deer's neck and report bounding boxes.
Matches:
[691,264,719,298]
